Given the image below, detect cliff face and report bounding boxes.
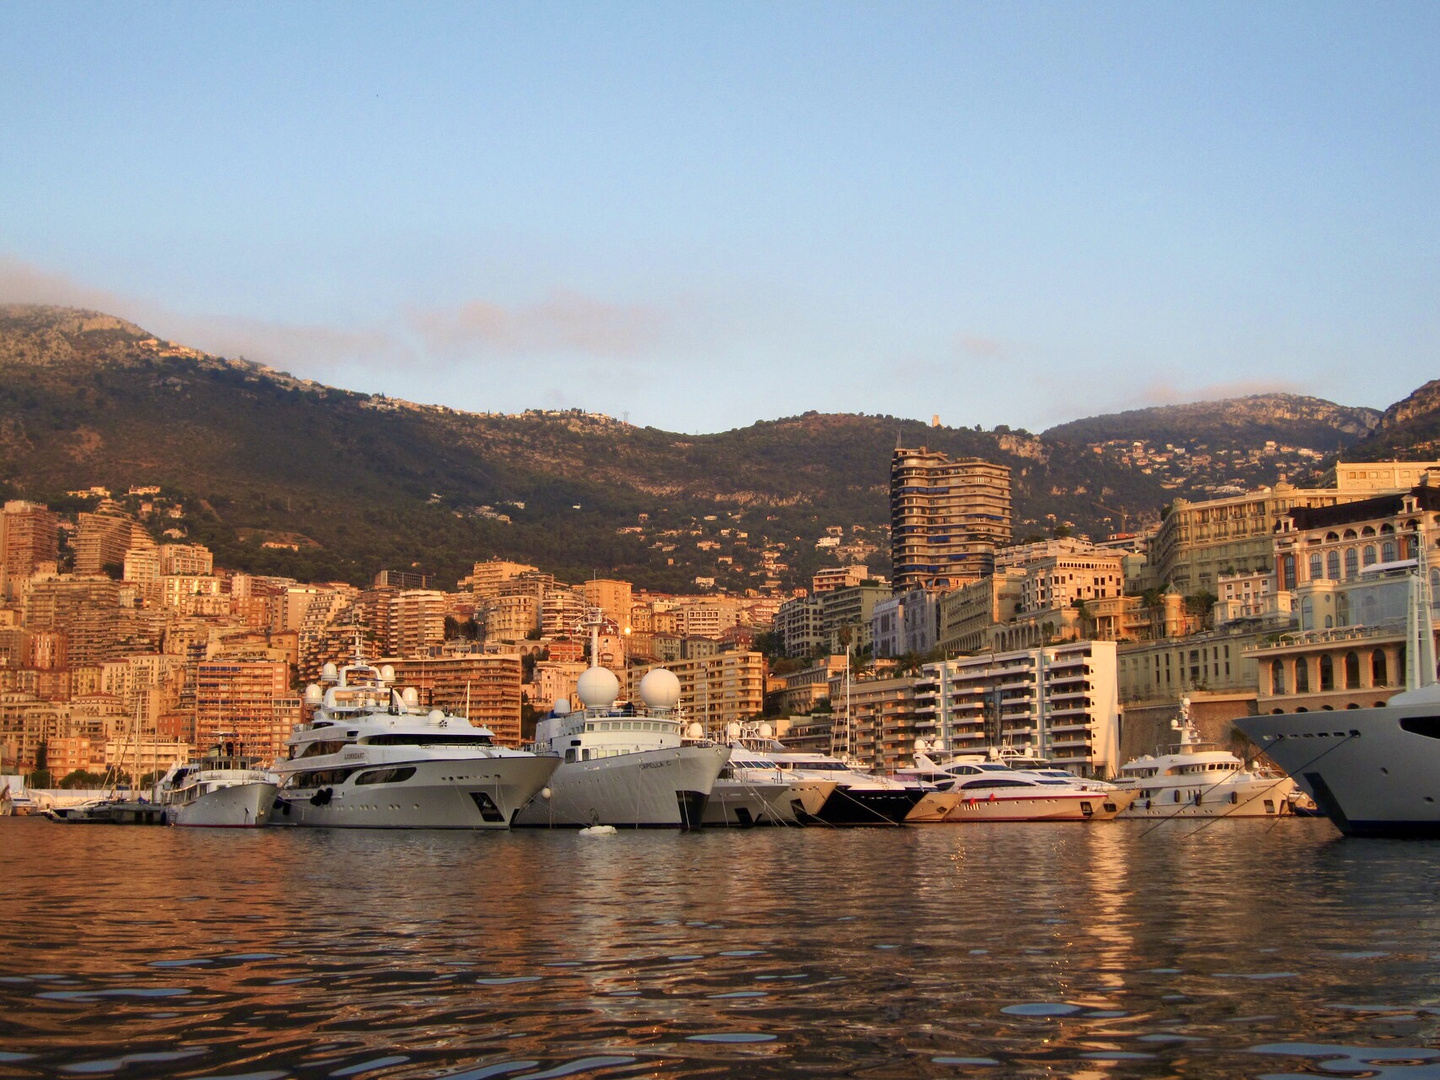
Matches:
[1043,394,1381,448]
[1377,380,1440,431]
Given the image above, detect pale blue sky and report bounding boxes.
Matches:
[2,1,1435,433]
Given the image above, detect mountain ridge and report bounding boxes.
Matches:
[0,304,1432,592]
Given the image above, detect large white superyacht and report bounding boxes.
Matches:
[1238,558,1440,838]
[514,619,729,828]
[1114,698,1300,819]
[271,650,558,829]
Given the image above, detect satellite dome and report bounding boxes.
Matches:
[552,697,572,716]
[304,683,323,704]
[401,687,419,707]
[321,662,338,681]
[576,666,620,709]
[428,709,445,724]
[726,721,741,739]
[380,664,395,683]
[758,721,773,739]
[685,722,704,740]
[639,668,682,711]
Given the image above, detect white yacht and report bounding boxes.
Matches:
[704,733,837,826]
[514,665,729,829]
[157,742,277,828]
[1237,561,1440,838]
[899,748,1136,822]
[725,727,927,826]
[1116,699,1299,819]
[271,652,558,829]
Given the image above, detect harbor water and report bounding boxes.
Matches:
[3,817,1440,1079]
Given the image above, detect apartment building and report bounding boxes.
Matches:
[194,660,299,763]
[890,447,1012,592]
[387,651,524,747]
[825,674,924,773]
[1149,482,1354,594]
[0,500,59,599]
[635,651,766,735]
[915,641,1121,777]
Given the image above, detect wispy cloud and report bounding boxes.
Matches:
[0,255,133,313]
[409,291,668,358]
[956,333,1006,358]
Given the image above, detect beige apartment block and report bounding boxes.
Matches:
[195,660,297,763]
[1117,631,1263,705]
[461,559,540,600]
[1,500,59,600]
[1149,483,1357,595]
[634,652,766,735]
[917,641,1121,777]
[1335,459,1440,494]
[825,674,923,772]
[582,578,633,629]
[386,652,524,747]
[891,447,1012,592]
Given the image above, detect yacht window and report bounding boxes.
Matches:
[355,767,417,786]
[366,733,494,747]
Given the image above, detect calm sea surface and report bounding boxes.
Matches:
[3,817,1440,1079]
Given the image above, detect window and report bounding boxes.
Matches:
[1344,549,1358,579]
[1295,659,1310,693]
[1271,659,1286,695]
[1372,650,1389,686]
[1309,553,1323,580]
[1319,655,1334,692]
[1344,651,1360,689]
[1363,545,1376,566]
[1383,541,1397,562]
[1327,551,1341,580]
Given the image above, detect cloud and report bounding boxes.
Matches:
[158,312,407,376]
[956,334,1006,358]
[0,255,134,313]
[409,291,668,358]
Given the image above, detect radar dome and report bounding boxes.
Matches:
[758,721,773,739]
[401,687,419,707]
[380,664,395,683]
[686,722,704,740]
[304,683,323,704]
[428,709,445,723]
[576,666,621,709]
[321,662,338,681]
[639,668,682,711]
[552,697,571,716]
[726,721,741,739]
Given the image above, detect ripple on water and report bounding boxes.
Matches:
[686,1033,777,1044]
[1000,1003,1086,1017]
[60,1049,207,1074]
[1250,1042,1440,1079]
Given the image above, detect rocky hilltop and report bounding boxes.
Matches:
[0,304,1425,591]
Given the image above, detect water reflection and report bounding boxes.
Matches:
[4,818,1440,1077]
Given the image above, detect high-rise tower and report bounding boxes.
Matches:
[890,447,1011,592]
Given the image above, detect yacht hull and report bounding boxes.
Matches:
[513,744,728,829]
[703,779,795,827]
[273,756,558,829]
[1114,777,1293,819]
[169,782,278,828]
[796,786,925,826]
[1237,706,1440,837]
[941,789,1137,822]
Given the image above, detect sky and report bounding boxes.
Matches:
[1,2,1436,435]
